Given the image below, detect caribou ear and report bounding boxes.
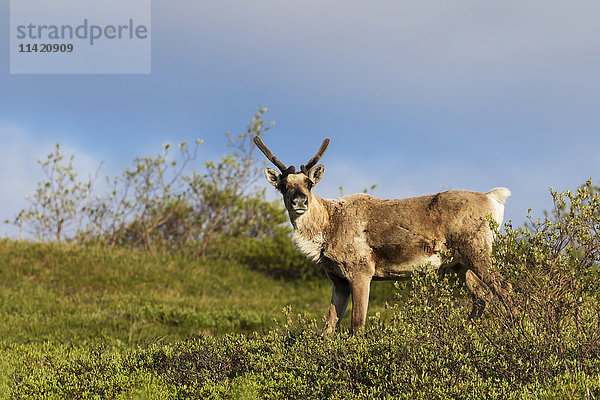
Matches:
[264,168,281,187]
[308,164,325,185]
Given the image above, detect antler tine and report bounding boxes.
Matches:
[253,136,295,174]
[301,138,330,175]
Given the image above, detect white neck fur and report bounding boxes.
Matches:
[290,195,328,263]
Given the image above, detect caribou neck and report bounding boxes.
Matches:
[289,194,330,263]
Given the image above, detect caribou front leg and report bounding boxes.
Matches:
[350,273,372,334]
[323,274,351,335]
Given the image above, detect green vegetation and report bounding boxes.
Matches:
[0,239,399,398]
[0,239,396,344]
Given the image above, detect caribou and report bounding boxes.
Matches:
[254,136,512,334]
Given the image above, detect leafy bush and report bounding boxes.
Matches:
[81,139,200,253]
[81,106,281,257]
[483,179,600,382]
[8,144,92,242]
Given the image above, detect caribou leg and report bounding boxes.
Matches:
[464,269,492,319]
[350,274,372,334]
[324,274,351,335]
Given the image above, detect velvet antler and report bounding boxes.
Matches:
[300,138,330,175]
[253,137,296,175]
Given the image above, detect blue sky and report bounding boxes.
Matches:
[2,0,600,236]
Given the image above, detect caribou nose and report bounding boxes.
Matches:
[291,193,308,209]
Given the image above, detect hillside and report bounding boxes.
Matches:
[0,239,397,344]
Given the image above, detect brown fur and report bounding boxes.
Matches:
[262,154,511,335]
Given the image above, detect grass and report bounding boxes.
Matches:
[0,239,398,345]
[0,238,401,398]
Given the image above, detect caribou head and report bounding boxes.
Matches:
[253,136,329,218]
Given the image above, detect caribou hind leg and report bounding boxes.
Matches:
[449,262,492,319]
[465,267,513,319]
[459,234,514,318]
[464,269,493,319]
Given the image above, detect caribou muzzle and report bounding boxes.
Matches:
[290,192,308,214]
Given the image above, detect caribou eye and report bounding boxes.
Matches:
[305,179,314,190]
